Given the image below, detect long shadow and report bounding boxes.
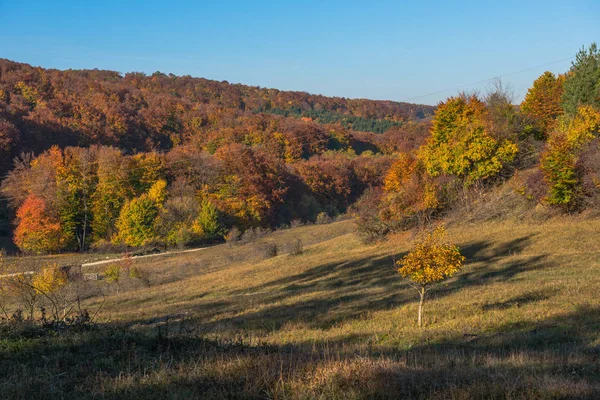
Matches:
[481,288,558,311]
[1,233,577,398]
[231,234,537,299]
[459,234,536,263]
[178,235,553,334]
[2,305,599,399]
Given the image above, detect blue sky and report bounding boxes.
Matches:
[1,0,598,105]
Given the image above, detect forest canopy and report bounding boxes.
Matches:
[1,43,599,253]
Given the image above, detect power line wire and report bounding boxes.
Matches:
[403,55,574,102]
[0,53,578,194]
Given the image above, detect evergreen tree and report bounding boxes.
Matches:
[562,43,600,115]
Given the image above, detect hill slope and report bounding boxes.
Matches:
[0,58,435,160]
[3,217,600,398]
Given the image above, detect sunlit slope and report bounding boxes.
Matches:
[94,217,600,347]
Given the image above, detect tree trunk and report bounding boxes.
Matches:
[81,194,88,252]
[418,286,426,328]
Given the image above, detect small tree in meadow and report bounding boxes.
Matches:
[31,264,68,320]
[104,264,122,293]
[397,225,464,327]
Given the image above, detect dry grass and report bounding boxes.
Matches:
[2,217,600,399]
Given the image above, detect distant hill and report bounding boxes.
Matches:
[0,59,435,162]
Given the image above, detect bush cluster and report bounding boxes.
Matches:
[355,43,600,240]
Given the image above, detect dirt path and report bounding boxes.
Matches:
[81,247,208,268]
[0,247,209,279]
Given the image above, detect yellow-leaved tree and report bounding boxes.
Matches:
[114,180,167,247]
[419,95,518,185]
[31,264,68,320]
[397,225,464,327]
[540,105,600,209]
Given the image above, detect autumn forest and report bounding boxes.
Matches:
[0,57,433,253]
[0,42,599,255]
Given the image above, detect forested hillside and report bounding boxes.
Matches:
[0,43,599,255]
[0,58,433,251]
[0,58,434,162]
[355,43,600,241]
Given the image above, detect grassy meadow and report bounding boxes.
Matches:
[2,216,600,399]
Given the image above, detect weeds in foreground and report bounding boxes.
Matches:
[1,311,599,399]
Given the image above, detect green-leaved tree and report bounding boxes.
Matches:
[562,43,600,116]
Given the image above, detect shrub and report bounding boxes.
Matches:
[157,195,200,246]
[129,266,150,287]
[0,308,95,338]
[31,264,70,321]
[354,188,391,243]
[382,153,441,215]
[104,264,122,293]
[288,239,303,256]
[578,139,600,208]
[524,169,548,203]
[315,212,332,225]
[165,223,199,248]
[257,242,278,259]
[241,227,271,243]
[2,273,39,320]
[240,228,254,242]
[32,264,67,296]
[90,239,128,254]
[225,227,241,246]
[367,154,443,237]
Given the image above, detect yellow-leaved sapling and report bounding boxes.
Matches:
[397,225,464,327]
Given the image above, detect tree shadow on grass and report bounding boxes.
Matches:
[30,231,583,398]
[235,233,538,299]
[2,305,599,399]
[180,234,553,333]
[459,234,536,262]
[481,288,559,311]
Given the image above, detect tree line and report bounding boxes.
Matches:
[1,43,599,253]
[356,43,600,240]
[0,57,433,176]
[1,142,394,253]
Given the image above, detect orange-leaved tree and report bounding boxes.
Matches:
[397,225,464,327]
[521,71,565,137]
[380,153,441,227]
[14,194,63,254]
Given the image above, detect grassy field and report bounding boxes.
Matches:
[2,216,600,399]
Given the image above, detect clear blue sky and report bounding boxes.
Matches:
[1,0,598,105]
